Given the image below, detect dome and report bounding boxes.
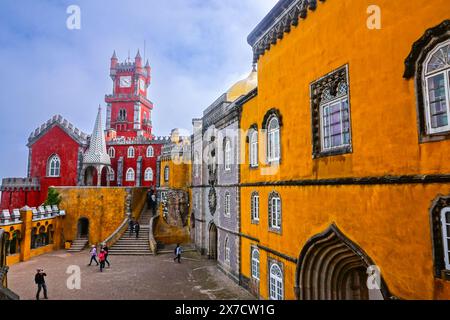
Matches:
[226,68,257,102]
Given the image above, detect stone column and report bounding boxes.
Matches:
[96,165,104,187]
[19,206,33,263]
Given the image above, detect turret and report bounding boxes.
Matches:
[110,50,118,79]
[145,59,151,85]
[135,50,142,69]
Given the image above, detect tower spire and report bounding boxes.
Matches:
[83,106,110,166]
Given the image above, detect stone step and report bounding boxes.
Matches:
[108,252,153,256]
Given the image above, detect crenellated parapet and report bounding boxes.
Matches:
[27,114,89,147]
[107,135,170,146]
[1,177,40,192]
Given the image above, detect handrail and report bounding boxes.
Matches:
[101,216,130,248]
[149,214,160,255]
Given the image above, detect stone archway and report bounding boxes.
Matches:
[77,218,89,239]
[209,222,218,260]
[83,166,97,186]
[295,224,390,300]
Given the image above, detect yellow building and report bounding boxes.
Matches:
[239,0,450,300]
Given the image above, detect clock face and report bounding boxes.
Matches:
[140,79,146,91]
[119,76,132,88]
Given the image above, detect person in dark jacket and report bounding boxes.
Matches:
[35,269,48,300]
[173,244,182,263]
[129,219,135,236]
[134,222,140,239]
[102,243,110,268]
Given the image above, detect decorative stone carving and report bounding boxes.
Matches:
[208,187,217,215]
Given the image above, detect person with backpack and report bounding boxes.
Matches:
[173,244,182,263]
[88,245,99,266]
[35,268,48,300]
[98,249,106,272]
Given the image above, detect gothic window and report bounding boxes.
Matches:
[250,130,258,167]
[441,207,450,270]
[108,168,115,182]
[251,248,260,280]
[144,168,154,181]
[311,65,352,158]
[269,262,284,300]
[164,166,169,182]
[126,168,135,182]
[47,155,61,177]
[268,192,281,232]
[267,118,280,162]
[224,192,231,217]
[423,40,450,134]
[251,192,260,223]
[108,147,115,158]
[224,236,230,264]
[118,109,127,121]
[127,147,135,158]
[224,139,232,171]
[146,146,154,158]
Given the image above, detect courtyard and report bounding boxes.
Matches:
[7,250,254,300]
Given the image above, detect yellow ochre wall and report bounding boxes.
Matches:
[240,0,450,300]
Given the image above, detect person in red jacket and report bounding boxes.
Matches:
[98,249,106,272]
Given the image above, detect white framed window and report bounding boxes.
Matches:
[224,139,232,171]
[251,248,260,280]
[441,207,450,270]
[118,109,127,121]
[47,155,61,177]
[126,168,135,182]
[224,192,231,217]
[108,147,115,158]
[423,40,450,134]
[269,192,281,230]
[146,146,154,158]
[267,117,280,162]
[164,166,169,182]
[108,168,115,181]
[250,131,258,167]
[144,168,153,181]
[251,192,260,222]
[269,262,284,300]
[224,237,230,264]
[127,147,135,158]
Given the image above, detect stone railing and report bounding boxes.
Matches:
[0,206,62,226]
[149,214,160,255]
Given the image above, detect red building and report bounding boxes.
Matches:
[0,51,169,211]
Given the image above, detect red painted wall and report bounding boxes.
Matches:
[1,189,41,211]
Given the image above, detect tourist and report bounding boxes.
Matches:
[88,245,99,266]
[129,219,135,236]
[173,244,182,263]
[134,222,140,239]
[151,192,157,216]
[98,249,106,272]
[147,190,153,210]
[102,243,111,268]
[35,268,48,300]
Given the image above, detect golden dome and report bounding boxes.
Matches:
[226,68,257,102]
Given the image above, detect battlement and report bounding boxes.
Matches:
[107,135,170,146]
[28,114,89,147]
[1,177,40,191]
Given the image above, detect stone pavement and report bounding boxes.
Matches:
[8,250,254,300]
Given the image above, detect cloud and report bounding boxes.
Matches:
[0,0,278,179]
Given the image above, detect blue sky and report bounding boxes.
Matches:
[0,0,278,179]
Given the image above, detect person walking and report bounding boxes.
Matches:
[129,219,135,237]
[147,190,153,210]
[151,192,157,216]
[134,222,140,239]
[98,249,106,272]
[102,243,110,268]
[88,245,99,266]
[35,268,48,300]
[173,244,182,263]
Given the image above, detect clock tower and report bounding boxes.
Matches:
[105,50,153,140]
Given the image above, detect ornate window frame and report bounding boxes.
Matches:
[430,194,450,280]
[251,191,260,224]
[164,166,169,182]
[108,147,115,159]
[47,154,61,177]
[125,168,135,182]
[127,147,135,158]
[403,20,450,142]
[224,191,231,217]
[108,168,115,182]
[223,138,232,172]
[144,167,153,182]
[262,109,282,165]
[251,247,260,281]
[268,191,282,234]
[310,64,352,158]
[146,146,154,158]
[268,259,284,301]
[248,125,259,168]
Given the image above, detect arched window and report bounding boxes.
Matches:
[224,237,230,263]
[146,146,154,158]
[268,192,281,231]
[224,139,232,171]
[423,40,450,134]
[164,166,169,182]
[250,130,258,167]
[441,207,450,270]
[251,248,260,280]
[108,168,115,181]
[251,192,259,223]
[126,168,135,182]
[224,192,231,217]
[108,147,115,158]
[144,168,154,181]
[267,117,280,162]
[47,155,61,177]
[127,147,135,158]
[118,109,127,121]
[269,262,283,300]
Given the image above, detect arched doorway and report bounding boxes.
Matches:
[77,218,89,239]
[209,222,217,260]
[295,224,389,300]
[84,166,97,186]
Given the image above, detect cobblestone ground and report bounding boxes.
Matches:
[8,250,254,300]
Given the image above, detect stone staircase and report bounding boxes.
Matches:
[157,242,197,255]
[108,209,153,256]
[67,236,88,253]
